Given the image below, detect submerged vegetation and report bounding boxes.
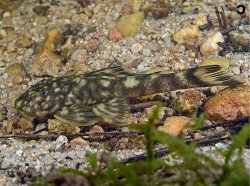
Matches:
[32,104,249,186]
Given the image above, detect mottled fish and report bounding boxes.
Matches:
[15,65,243,126]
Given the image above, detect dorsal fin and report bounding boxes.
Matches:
[86,66,133,78]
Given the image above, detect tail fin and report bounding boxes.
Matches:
[184,65,244,87]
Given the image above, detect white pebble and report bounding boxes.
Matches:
[55,135,68,149]
[131,43,143,53]
[215,142,228,149]
[232,66,240,75]
[137,64,145,71]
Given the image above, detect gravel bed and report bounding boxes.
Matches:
[0,0,249,185]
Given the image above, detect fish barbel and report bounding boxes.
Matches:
[15,65,243,126]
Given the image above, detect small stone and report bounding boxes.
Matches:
[200,32,224,57]
[194,132,203,139]
[39,131,49,136]
[193,13,208,27]
[31,47,61,76]
[184,39,200,51]
[48,119,80,134]
[109,27,123,42]
[28,140,38,146]
[55,135,68,149]
[172,90,203,115]
[115,11,145,37]
[145,27,156,35]
[172,25,202,43]
[30,29,62,76]
[181,2,202,13]
[33,5,50,16]
[229,30,250,50]
[215,142,228,150]
[158,116,191,136]
[144,0,171,19]
[231,66,240,75]
[204,85,250,122]
[203,119,212,127]
[84,38,99,52]
[87,125,104,140]
[2,11,11,18]
[34,16,48,24]
[139,105,165,123]
[73,64,91,73]
[71,49,87,62]
[137,64,145,71]
[216,127,224,132]
[35,123,47,132]
[228,11,241,22]
[5,63,25,77]
[201,146,211,152]
[16,36,32,48]
[142,48,151,56]
[70,137,89,148]
[17,118,34,131]
[164,107,174,117]
[131,43,143,53]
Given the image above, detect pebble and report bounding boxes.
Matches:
[108,27,123,42]
[131,43,143,53]
[84,38,99,52]
[0,1,249,185]
[142,48,151,56]
[216,127,224,132]
[172,89,202,115]
[172,25,202,43]
[158,116,191,136]
[201,146,212,152]
[215,142,228,150]
[137,64,145,71]
[55,135,68,150]
[115,11,144,36]
[200,32,224,57]
[231,66,240,75]
[70,137,89,148]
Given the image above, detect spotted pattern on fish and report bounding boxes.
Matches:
[15,65,243,126]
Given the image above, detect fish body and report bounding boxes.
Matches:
[15,65,243,126]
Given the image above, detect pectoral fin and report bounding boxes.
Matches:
[54,98,130,126]
[92,98,130,126]
[54,105,99,126]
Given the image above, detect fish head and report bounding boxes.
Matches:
[15,78,69,122]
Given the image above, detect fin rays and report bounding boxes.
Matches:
[186,65,243,87]
[54,98,130,126]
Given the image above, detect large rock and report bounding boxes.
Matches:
[204,85,250,122]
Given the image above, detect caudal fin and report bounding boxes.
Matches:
[184,65,244,87]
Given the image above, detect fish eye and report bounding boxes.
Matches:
[40,90,48,96]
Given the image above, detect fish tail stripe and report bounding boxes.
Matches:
[184,65,243,87]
